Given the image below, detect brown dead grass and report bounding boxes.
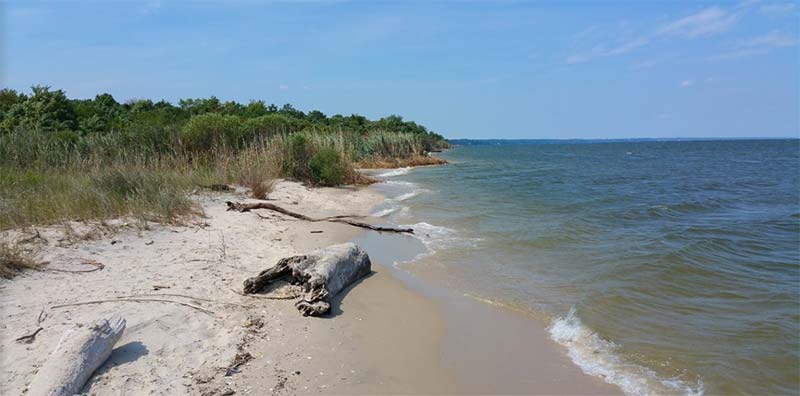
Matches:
[356,155,447,169]
[0,243,44,279]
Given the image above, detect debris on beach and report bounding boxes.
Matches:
[27,316,126,396]
[242,242,372,316]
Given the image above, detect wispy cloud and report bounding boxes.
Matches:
[707,30,798,60]
[568,5,743,65]
[738,30,799,48]
[8,6,49,20]
[142,0,161,15]
[658,7,740,38]
[680,80,695,87]
[566,37,649,64]
[759,2,797,16]
[632,59,659,69]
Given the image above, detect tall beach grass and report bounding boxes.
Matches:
[0,125,443,229]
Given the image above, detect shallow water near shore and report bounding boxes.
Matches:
[362,139,800,396]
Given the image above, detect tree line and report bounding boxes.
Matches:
[0,86,448,153]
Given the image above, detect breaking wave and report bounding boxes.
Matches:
[372,205,401,217]
[401,222,481,253]
[549,308,704,396]
[374,167,412,177]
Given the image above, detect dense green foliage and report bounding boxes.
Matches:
[309,148,347,187]
[0,86,448,229]
[0,86,449,158]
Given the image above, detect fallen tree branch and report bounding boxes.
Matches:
[225,201,413,234]
[51,298,215,316]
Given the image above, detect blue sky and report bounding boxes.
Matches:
[3,1,798,139]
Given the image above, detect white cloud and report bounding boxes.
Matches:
[142,0,161,15]
[605,37,650,56]
[658,7,739,38]
[566,37,649,64]
[279,84,289,90]
[680,80,695,87]
[737,30,799,48]
[632,59,659,69]
[707,30,798,60]
[706,48,768,60]
[759,2,797,16]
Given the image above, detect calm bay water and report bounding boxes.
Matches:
[370,140,799,396]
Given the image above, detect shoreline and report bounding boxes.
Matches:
[355,178,623,395]
[2,175,621,395]
[0,181,455,395]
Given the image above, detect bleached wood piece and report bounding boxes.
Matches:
[27,316,126,396]
[244,242,372,316]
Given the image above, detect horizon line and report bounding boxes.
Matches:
[447,137,800,141]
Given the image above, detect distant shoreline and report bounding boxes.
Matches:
[449,137,800,145]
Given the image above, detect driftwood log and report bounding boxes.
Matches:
[225,201,413,234]
[27,316,126,396]
[244,243,371,316]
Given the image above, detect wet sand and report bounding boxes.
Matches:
[354,231,621,394]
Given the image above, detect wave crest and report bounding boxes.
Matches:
[374,167,412,177]
[549,308,704,396]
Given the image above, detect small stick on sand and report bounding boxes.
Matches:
[46,259,105,273]
[51,298,216,316]
[15,327,43,343]
[117,293,249,308]
[228,287,300,300]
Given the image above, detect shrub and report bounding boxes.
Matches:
[309,148,346,186]
[240,114,305,143]
[282,133,310,179]
[180,113,243,152]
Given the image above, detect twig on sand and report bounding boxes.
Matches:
[225,201,413,234]
[18,229,47,245]
[46,259,104,273]
[228,287,299,300]
[117,293,249,308]
[15,327,43,343]
[51,298,216,316]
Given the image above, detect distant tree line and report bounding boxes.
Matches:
[0,86,448,152]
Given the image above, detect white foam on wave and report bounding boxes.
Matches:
[401,222,482,252]
[372,205,401,217]
[383,180,417,187]
[374,167,412,177]
[549,308,704,396]
[393,191,420,201]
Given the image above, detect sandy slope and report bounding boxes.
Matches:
[0,181,454,395]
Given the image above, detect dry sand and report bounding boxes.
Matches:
[1,180,621,395]
[0,181,453,395]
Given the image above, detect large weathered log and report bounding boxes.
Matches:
[243,243,372,316]
[225,201,414,234]
[27,316,126,396]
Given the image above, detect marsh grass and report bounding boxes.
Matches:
[0,128,433,229]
